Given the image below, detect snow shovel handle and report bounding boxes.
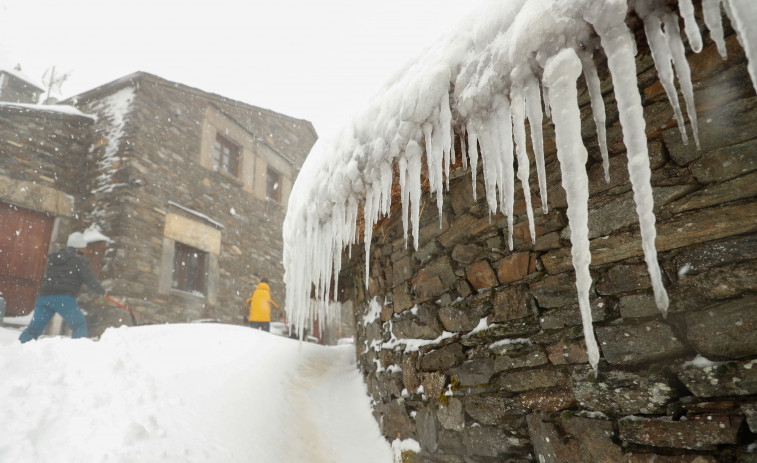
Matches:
[103,295,144,318]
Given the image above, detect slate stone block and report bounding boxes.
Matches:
[618,415,743,450]
[571,366,678,415]
[419,343,466,371]
[686,296,757,359]
[596,321,688,365]
[674,358,757,398]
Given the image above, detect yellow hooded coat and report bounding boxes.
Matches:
[247,282,278,322]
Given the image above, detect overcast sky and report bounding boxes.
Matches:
[0,0,487,139]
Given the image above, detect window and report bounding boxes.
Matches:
[213,133,240,177]
[172,242,207,295]
[266,166,281,202]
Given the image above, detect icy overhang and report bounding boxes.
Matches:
[283,0,757,369]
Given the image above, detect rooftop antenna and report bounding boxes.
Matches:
[41,66,71,104]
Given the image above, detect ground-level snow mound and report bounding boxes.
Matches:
[0,323,392,463]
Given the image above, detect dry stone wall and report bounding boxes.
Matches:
[339,24,757,463]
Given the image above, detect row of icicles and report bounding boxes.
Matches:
[284,0,756,370]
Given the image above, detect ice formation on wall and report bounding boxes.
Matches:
[86,87,135,221]
[283,0,757,369]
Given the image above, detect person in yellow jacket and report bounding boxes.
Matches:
[246,279,278,332]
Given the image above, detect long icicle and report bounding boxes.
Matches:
[467,125,480,202]
[510,81,536,243]
[543,47,600,371]
[725,0,757,93]
[664,11,701,148]
[703,0,728,59]
[524,73,549,212]
[581,50,611,182]
[641,9,689,145]
[585,0,670,316]
[493,96,515,250]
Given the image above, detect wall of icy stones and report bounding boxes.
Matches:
[338,19,757,463]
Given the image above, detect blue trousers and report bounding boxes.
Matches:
[19,295,87,343]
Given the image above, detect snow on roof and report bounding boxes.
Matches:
[0,48,45,91]
[0,101,94,119]
[283,0,757,371]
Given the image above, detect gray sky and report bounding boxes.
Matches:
[0,0,487,139]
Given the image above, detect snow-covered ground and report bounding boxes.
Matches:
[0,323,394,463]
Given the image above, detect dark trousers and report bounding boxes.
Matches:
[20,295,87,343]
[248,321,270,332]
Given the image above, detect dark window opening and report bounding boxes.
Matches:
[172,242,207,295]
[266,166,281,202]
[213,133,240,177]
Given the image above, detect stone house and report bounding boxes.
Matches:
[0,68,43,104]
[0,71,316,335]
[284,1,757,461]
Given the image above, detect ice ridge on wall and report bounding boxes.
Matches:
[282,0,757,369]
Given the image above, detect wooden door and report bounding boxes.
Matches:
[0,203,54,316]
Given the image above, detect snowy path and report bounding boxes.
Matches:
[0,323,392,463]
[282,345,387,463]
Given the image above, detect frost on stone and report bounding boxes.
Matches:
[282,0,757,364]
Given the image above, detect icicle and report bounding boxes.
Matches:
[433,121,446,226]
[440,93,453,191]
[524,74,549,212]
[380,161,393,217]
[363,185,376,289]
[399,156,410,248]
[510,81,536,243]
[476,118,501,217]
[703,0,728,59]
[580,51,611,183]
[664,11,701,148]
[641,10,689,145]
[587,1,670,316]
[406,140,423,251]
[460,126,468,171]
[467,128,479,202]
[423,121,445,226]
[331,202,344,299]
[725,0,757,93]
[450,126,457,181]
[542,84,551,118]
[677,0,703,53]
[347,197,359,255]
[494,96,516,250]
[543,48,600,372]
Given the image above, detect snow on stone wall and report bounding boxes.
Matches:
[283,0,757,369]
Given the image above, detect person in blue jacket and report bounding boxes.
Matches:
[19,232,105,343]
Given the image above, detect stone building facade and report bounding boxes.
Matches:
[337,10,757,463]
[1,72,316,335]
[0,69,43,104]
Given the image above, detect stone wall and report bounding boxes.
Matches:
[0,104,93,241]
[339,18,757,463]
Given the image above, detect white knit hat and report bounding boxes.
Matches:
[67,232,87,248]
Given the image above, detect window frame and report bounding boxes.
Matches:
[171,241,207,296]
[213,133,241,177]
[266,166,282,202]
